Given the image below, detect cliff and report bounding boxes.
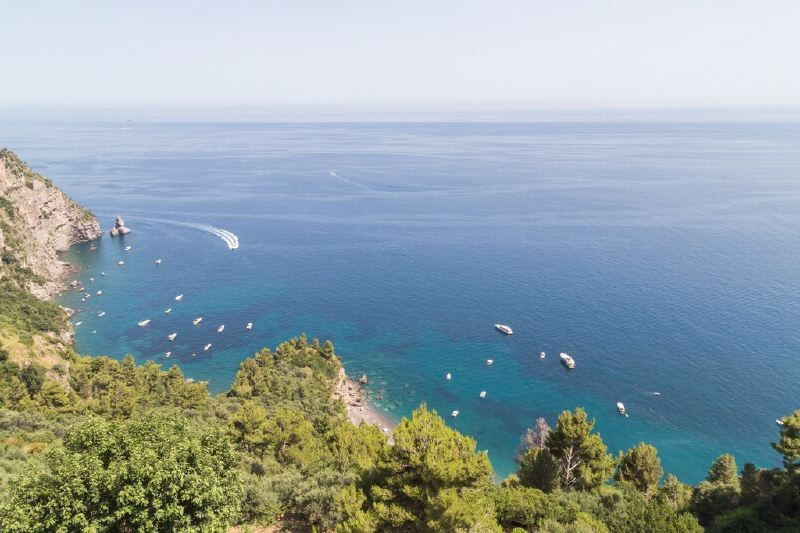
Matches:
[0,148,101,299]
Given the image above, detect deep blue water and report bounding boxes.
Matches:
[2,120,799,483]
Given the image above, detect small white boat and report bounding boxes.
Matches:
[124,246,132,251]
[164,308,172,314]
[85,293,91,298]
[168,332,177,341]
[494,324,513,335]
[81,298,85,302]
[175,294,184,301]
[101,271,106,276]
[246,322,253,330]
[777,419,785,427]
[89,277,95,282]
[92,330,96,334]
[138,319,151,327]
[193,317,203,326]
[155,259,162,265]
[75,321,83,326]
[217,325,224,333]
[651,391,661,396]
[96,290,102,295]
[560,352,576,369]
[486,359,494,366]
[446,372,452,380]
[118,260,125,266]
[98,311,105,317]
[539,351,546,359]
[165,351,171,358]
[204,343,212,351]
[480,391,487,398]
[451,410,460,417]
[617,402,627,416]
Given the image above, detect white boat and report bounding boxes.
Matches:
[101,272,105,276]
[486,359,494,366]
[560,352,576,369]
[451,410,460,417]
[118,260,125,266]
[98,311,105,317]
[246,322,253,330]
[165,351,171,358]
[193,317,203,326]
[175,294,184,301]
[446,372,452,380]
[164,308,172,314]
[155,259,162,265]
[75,321,82,326]
[539,351,546,359]
[85,293,91,298]
[204,343,212,351]
[168,332,177,341]
[124,245,132,251]
[81,298,85,302]
[480,391,487,398]
[89,277,94,282]
[777,419,785,427]
[137,319,151,327]
[217,325,224,333]
[617,402,627,416]
[96,290,102,295]
[92,330,96,334]
[494,324,513,335]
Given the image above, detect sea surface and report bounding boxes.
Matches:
[2,119,799,482]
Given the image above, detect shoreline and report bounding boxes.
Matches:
[334,368,397,439]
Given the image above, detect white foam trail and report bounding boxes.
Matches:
[328,170,371,192]
[182,223,239,250]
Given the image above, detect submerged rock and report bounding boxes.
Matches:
[359,374,369,385]
[109,215,131,236]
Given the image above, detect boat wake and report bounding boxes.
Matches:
[328,170,371,192]
[179,222,239,250]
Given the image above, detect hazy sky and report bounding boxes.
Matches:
[2,1,799,109]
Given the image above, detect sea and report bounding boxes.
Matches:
[2,118,799,483]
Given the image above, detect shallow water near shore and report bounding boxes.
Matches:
[3,119,799,482]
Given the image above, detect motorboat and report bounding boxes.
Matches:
[560,352,576,369]
[193,317,203,326]
[539,352,546,359]
[217,325,224,333]
[617,402,627,416]
[175,294,184,301]
[451,410,460,417]
[89,277,94,282]
[98,311,105,317]
[168,332,177,341]
[96,290,102,295]
[494,324,513,335]
[124,245,132,251]
[164,308,172,314]
[165,351,171,358]
[137,319,151,327]
[246,322,253,330]
[446,372,452,380]
[75,321,82,326]
[101,272,105,276]
[480,391,487,398]
[118,260,125,266]
[155,259,162,265]
[204,343,212,351]
[486,359,494,366]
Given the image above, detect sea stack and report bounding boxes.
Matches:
[110,215,131,236]
[359,374,369,385]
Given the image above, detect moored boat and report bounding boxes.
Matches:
[246,322,253,330]
[486,359,494,366]
[217,325,224,333]
[164,308,172,314]
[446,372,452,380]
[175,294,184,301]
[193,317,203,326]
[168,332,177,341]
[617,402,627,416]
[451,410,459,417]
[480,391,487,398]
[137,319,151,327]
[560,352,576,369]
[204,343,212,351]
[494,324,513,335]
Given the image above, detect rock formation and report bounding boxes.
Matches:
[0,148,102,298]
[109,215,131,236]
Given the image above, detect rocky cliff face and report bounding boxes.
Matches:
[0,148,101,299]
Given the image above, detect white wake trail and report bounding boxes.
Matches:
[328,170,371,192]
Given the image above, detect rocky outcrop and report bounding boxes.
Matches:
[0,148,101,299]
[109,215,131,236]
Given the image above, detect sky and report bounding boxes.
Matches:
[1,0,799,111]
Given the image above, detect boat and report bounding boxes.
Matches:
[155,258,162,265]
[539,351,546,359]
[89,245,97,251]
[486,359,494,366]
[89,277,94,282]
[164,308,172,314]
[75,321,82,326]
[217,325,224,333]
[118,260,125,266]
[559,352,576,369]
[617,402,628,416]
[246,322,253,330]
[92,330,96,334]
[204,343,212,351]
[777,419,785,427]
[98,311,105,317]
[165,351,171,358]
[446,372,452,380]
[480,391,487,398]
[168,333,177,341]
[124,245,132,251]
[494,324,513,335]
[96,290,102,295]
[101,272,105,276]
[451,410,460,417]
[137,319,151,327]
[175,294,184,301]
[193,317,203,326]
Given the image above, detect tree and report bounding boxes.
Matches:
[494,485,578,530]
[0,411,242,531]
[707,453,740,489]
[615,442,663,496]
[36,380,72,410]
[20,363,45,396]
[690,481,740,527]
[773,410,800,474]
[656,474,693,512]
[518,417,551,459]
[545,408,615,491]
[518,447,559,492]
[605,488,702,533]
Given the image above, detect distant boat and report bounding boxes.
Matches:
[75,321,82,326]
[451,410,460,417]
[193,317,203,326]
[204,343,212,351]
[164,308,172,314]
[89,277,94,282]
[217,325,224,333]
[617,402,628,416]
[101,272,106,276]
[494,324,513,335]
[124,246,132,251]
[175,294,184,301]
[98,311,105,317]
[118,260,125,266]
[446,372,452,380]
[480,391,487,398]
[486,359,494,366]
[155,258,162,265]
[137,319,151,327]
[246,322,253,330]
[560,352,576,369]
[168,332,177,341]
[165,351,171,358]
[540,351,546,359]
[777,419,785,427]
[651,391,661,396]
[89,245,97,251]
[96,290,102,295]
[91,330,96,334]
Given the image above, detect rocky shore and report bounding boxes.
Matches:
[334,368,396,438]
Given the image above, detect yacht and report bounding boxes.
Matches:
[559,352,576,369]
[193,317,203,326]
[486,359,494,366]
[164,308,172,314]
[155,258,162,265]
[539,352,546,359]
[617,402,627,416]
[137,319,151,327]
[168,332,177,341]
[204,343,212,351]
[446,372,452,380]
[451,410,460,417]
[480,391,487,398]
[246,322,253,330]
[494,324,513,335]
[98,311,106,317]
[217,325,225,333]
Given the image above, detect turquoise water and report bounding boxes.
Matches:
[3,120,799,482]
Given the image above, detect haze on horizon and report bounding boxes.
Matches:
[1,0,799,112]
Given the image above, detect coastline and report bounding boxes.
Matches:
[334,368,397,439]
